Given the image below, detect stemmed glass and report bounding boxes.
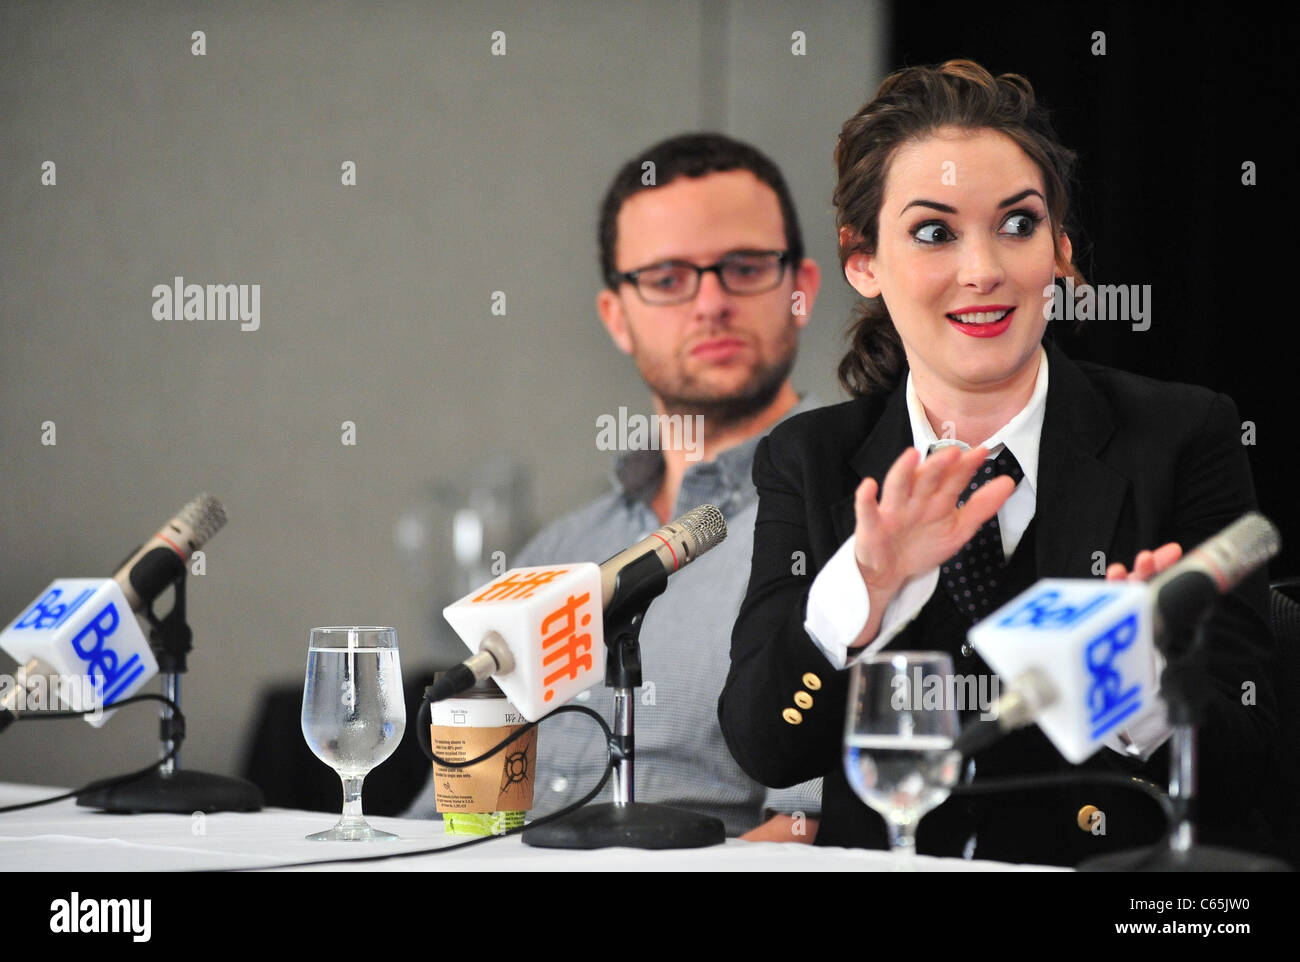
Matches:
[301,626,406,840]
[843,651,962,855]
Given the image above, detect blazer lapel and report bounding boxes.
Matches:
[830,381,912,545]
[824,340,1130,579]
[1034,339,1130,577]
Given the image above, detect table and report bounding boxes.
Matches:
[0,783,1063,871]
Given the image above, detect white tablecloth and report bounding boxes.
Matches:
[0,783,1064,871]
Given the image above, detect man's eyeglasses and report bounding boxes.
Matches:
[612,250,791,306]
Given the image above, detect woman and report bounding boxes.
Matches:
[717,60,1278,865]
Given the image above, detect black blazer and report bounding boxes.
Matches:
[718,338,1279,864]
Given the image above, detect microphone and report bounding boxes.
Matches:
[0,495,227,733]
[961,512,1280,763]
[597,505,728,608]
[111,494,228,611]
[435,505,727,718]
[951,667,1059,757]
[1147,512,1280,643]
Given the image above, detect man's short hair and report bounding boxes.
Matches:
[598,133,805,289]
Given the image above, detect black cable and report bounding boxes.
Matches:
[0,693,184,814]
[215,703,616,871]
[416,704,540,769]
[415,684,545,769]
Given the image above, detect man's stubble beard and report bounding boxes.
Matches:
[632,322,800,429]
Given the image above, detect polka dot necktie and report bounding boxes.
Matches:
[938,447,1024,628]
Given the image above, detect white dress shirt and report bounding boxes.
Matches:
[802,346,1171,759]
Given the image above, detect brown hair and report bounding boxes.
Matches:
[599,133,803,290]
[834,59,1086,396]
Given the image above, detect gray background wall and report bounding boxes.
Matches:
[0,0,884,788]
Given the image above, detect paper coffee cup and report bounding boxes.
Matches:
[430,677,535,834]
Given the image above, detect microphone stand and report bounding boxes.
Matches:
[76,569,263,814]
[522,554,724,849]
[1080,602,1285,871]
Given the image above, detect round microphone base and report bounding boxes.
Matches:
[75,769,263,814]
[522,801,724,850]
[1079,843,1290,872]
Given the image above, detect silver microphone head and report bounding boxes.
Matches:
[1225,512,1282,575]
[676,504,727,560]
[1187,511,1280,592]
[174,494,228,551]
[598,504,728,607]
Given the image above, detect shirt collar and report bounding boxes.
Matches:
[904,346,1048,493]
[613,394,823,503]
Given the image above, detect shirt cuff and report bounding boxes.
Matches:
[803,536,940,669]
[1102,645,1172,760]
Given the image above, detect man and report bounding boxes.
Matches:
[410,133,823,839]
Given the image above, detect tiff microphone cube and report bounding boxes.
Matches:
[442,564,606,722]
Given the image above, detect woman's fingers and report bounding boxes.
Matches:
[854,446,1030,584]
[955,474,1015,545]
[1107,543,1184,583]
[1151,541,1183,572]
[878,447,919,518]
[853,476,898,587]
[853,477,879,531]
[1130,550,1154,580]
[911,445,959,505]
[1127,543,1183,582]
[960,472,1015,522]
[853,478,888,562]
[936,446,991,506]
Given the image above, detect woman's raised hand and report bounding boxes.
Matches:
[853,445,1017,600]
[1105,543,1183,582]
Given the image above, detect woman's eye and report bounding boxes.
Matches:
[1000,212,1041,236]
[913,222,954,244]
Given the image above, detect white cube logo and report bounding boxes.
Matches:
[443,565,605,722]
[968,579,1159,762]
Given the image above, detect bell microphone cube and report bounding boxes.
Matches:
[443,565,606,722]
[0,579,158,726]
[967,579,1159,763]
